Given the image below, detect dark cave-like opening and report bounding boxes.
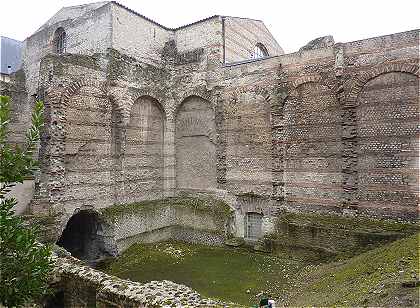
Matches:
[57,210,108,262]
[44,290,64,308]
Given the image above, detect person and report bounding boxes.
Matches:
[258,294,275,307]
[259,297,269,307]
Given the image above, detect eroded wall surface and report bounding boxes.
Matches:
[63,84,115,212]
[175,96,217,191]
[6,28,417,237]
[123,96,165,203]
[52,253,224,307]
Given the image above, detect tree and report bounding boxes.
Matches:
[0,95,54,307]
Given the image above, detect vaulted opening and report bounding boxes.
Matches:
[57,210,109,262]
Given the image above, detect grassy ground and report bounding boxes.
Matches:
[101,233,419,306]
[281,232,420,306]
[100,241,308,306]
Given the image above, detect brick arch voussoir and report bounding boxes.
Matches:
[175,89,214,117]
[132,91,168,121]
[60,79,108,107]
[59,79,122,137]
[289,74,336,100]
[348,63,419,104]
[253,85,273,103]
[292,75,323,89]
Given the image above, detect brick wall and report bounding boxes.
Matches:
[17,24,418,239]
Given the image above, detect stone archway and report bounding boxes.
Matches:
[57,210,115,262]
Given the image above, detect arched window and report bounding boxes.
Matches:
[54,28,66,54]
[252,43,269,59]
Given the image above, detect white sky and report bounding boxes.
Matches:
[1,0,419,53]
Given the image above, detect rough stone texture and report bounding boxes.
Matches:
[22,2,112,97]
[176,96,217,191]
[123,96,165,202]
[5,2,419,243]
[63,84,116,211]
[283,79,342,211]
[4,5,419,306]
[101,198,230,253]
[271,211,419,257]
[51,253,228,307]
[299,35,335,51]
[0,70,30,149]
[3,180,34,215]
[223,88,273,196]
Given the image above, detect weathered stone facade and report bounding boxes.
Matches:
[2,2,419,247]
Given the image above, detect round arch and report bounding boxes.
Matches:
[348,63,419,103]
[53,27,66,54]
[57,210,116,262]
[175,95,217,191]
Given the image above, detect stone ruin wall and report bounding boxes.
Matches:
[106,204,227,253]
[3,29,419,241]
[49,252,225,307]
[221,30,419,222]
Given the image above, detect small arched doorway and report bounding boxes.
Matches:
[57,210,111,262]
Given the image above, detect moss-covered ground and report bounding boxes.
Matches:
[281,232,420,307]
[100,232,419,306]
[100,241,306,306]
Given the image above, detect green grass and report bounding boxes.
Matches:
[100,233,419,306]
[282,232,420,306]
[100,241,307,306]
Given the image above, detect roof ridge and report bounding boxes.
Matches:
[110,1,221,31]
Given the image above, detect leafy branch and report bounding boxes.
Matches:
[0,95,54,307]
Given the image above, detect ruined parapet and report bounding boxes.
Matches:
[99,196,233,253]
[50,253,228,307]
[299,35,335,51]
[264,211,420,260]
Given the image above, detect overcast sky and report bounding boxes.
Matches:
[1,0,419,52]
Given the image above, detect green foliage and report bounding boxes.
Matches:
[0,95,54,307]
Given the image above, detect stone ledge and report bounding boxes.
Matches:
[53,254,231,307]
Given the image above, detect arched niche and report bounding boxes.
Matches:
[284,81,342,209]
[224,91,272,195]
[57,210,114,262]
[175,96,217,191]
[63,85,116,210]
[123,96,165,202]
[356,71,418,213]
